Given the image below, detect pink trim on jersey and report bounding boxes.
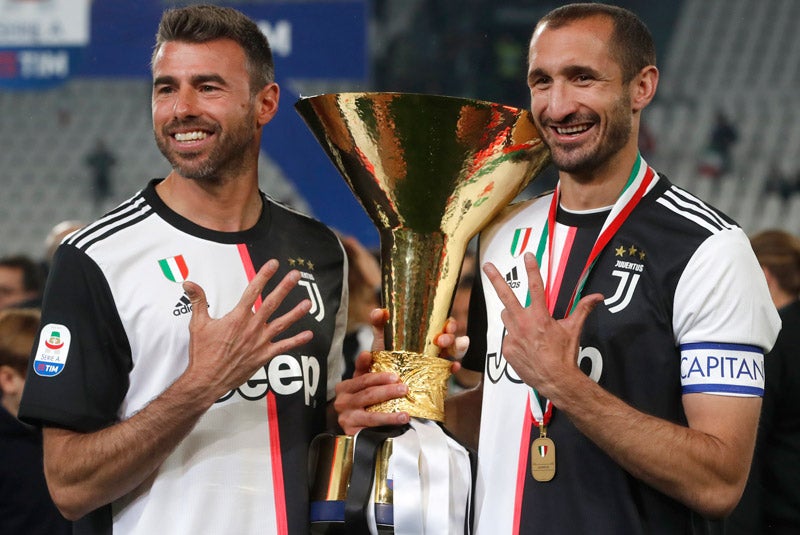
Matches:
[268,391,289,534]
[513,396,533,534]
[237,244,286,534]
[238,244,263,310]
[547,226,577,314]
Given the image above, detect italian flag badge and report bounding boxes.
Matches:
[159,255,189,283]
[510,227,533,257]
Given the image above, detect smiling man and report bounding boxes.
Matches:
[457,4,781,534]
[333,4,782,535]
[18,5,347,535]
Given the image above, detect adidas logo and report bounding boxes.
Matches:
[505,267,521,289]
[172,294,193,317]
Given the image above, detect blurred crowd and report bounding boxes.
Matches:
[1,219,83,533]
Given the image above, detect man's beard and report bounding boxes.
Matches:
[155,107,258,184]
[541,93,632,176]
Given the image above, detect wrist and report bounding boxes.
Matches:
[168,372,221,414]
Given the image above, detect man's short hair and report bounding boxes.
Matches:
[0,308,40,377]
[534,3,656,83]
[750,229,800,296]
[151,4,275,94]
[0,255,44,293]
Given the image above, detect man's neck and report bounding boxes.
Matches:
[557,148,640,211]
[156,172,263,232]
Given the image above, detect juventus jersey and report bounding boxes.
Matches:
[19,180,347,535]
[463,165,780,535]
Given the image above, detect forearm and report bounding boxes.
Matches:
[44,373,217,520]
[550,374,758,518]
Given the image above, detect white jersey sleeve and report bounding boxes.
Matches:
[673,227,780,396]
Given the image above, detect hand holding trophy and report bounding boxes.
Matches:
[296,93,550,534]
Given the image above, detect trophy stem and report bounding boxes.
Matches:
[380,228,462,359]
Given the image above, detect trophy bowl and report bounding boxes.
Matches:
[296,92,550,420]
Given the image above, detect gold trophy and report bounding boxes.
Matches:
[297,93,550,534]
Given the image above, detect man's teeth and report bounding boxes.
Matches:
[174,131,208,141]
[556,124,590,135]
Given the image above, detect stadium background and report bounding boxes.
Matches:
[1,0,798,257]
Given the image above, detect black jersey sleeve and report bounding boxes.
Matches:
[19,244,132,432]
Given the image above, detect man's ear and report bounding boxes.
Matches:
[631,65,658,112]
[255,82,280,127]
[0,365,16,396]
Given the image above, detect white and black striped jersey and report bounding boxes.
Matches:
[463,170,780,535]
[19,179,348,535]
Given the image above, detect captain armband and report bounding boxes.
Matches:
[679,342,765,397]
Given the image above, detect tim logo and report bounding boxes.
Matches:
[604,244,646,314]
[299,271,325,322]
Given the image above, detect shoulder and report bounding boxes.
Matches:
[645,175,737,238]
[63,189,154,256]
[264,195,342,247]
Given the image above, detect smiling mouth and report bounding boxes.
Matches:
[173,131,209,142]
[554,124,592,136]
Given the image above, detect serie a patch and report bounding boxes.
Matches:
[33,323,71,377]
[679,342,764,396]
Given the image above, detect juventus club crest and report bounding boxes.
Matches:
[604,243,646,314]
[289,257,326,322]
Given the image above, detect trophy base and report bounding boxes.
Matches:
[367,350,451,421]
[308,423,474,534]
[309,428,404,535]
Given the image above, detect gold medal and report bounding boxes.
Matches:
[531,425,556,482]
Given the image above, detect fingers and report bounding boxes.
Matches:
[238,259,280,313]
[454,336,470,359]
[263,328,314,356]
[262,299,313,346]
[336,370,404,396]
[442,317,457,335]
[334,373,410,435]
[352,350,375,378]
[565,292,604,333]
[254,266,302,323]
[369,308,388,352]
[522,252,547,301]
[183,280,210,323]
[433,318,469,360]
[369,307,388,328]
